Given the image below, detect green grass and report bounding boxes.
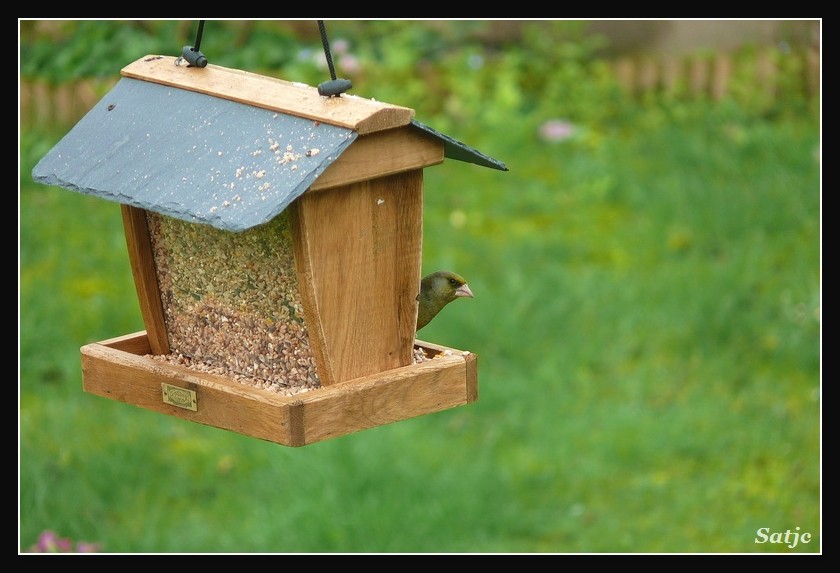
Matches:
[20,94,819,552]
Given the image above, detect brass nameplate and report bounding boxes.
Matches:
[162,383,197,411]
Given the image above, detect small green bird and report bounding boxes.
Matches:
[416,270,474,331]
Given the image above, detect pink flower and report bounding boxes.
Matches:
[332,38,350,55]
[339,54,361,75]
[34,530,73,552]
[28,530,100,553]
[538,119,576,143]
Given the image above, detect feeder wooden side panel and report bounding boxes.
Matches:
[308,127,444,192]
[121,205,170,355]
[292,171,423,386]
[81,336,297,445]
[299,351,478,445]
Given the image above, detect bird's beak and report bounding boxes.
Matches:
[455,283,474,298]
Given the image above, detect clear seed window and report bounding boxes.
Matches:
[147,210,320,395]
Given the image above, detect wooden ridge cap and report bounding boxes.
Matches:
[121,55,414,135]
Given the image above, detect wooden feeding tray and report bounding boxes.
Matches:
[31,54,505,446]
[81,331,477,447]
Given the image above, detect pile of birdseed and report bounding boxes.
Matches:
[412,347,430,363]
[411,346,466,363]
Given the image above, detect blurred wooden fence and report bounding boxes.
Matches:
[21,77,117,129]
[610,47,820,101]
[20,47,819,129]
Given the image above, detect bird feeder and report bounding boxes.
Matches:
[32,54,506,447]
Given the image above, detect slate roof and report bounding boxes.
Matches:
[32,77,506,232]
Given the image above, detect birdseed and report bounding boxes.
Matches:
[145,210,321,394]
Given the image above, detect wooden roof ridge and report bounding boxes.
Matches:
[122,55,415,136]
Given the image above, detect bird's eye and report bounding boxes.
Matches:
[449,278,458,287]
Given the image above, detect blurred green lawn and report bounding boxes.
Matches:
[19,22,820,554]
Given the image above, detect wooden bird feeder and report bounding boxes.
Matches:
[32,54,506,447]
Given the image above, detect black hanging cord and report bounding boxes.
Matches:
[194,20,205,52]
[318,20,338,81]
[317,20,352,97]
[179,20,208,68]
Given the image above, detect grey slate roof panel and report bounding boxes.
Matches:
[32,76,507,233]
[32,78,357,232]
[410,120,508,172]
